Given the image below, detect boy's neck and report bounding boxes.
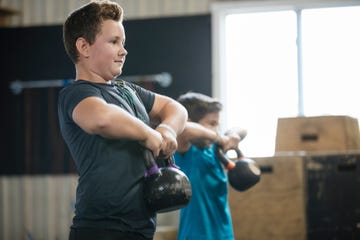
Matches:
[75,67,113,84]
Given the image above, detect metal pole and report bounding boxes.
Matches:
[9,72,172,95]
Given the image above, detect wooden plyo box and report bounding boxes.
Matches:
[275,115,360,153]
[228,155,307,240]
[305,151,360,239]
[228,152,360,240]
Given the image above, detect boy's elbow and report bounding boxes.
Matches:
[180,103,188,119]
[179,104,188,129]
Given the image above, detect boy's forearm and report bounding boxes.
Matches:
[154,101,188,136]
[176,122,218,153]
[95,106,153,141]
[179,122,218,142]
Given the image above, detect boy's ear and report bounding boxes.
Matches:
[75,37,90,58]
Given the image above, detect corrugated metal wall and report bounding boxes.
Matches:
[0,0,212,27]
[0,175,77,240]
[0,175,180,240]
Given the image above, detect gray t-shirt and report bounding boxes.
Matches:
[58,80,156,237]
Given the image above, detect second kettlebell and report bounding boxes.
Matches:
[216,146,261,192]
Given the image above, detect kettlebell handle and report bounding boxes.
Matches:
[215,145,244,170]
[143,149,161,176]
[161,155,181,169]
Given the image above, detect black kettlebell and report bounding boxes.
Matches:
[215,145,261,191]
[142,149,192,213]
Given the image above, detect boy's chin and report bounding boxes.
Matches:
[114,68,122,77]
[115,71,122,78]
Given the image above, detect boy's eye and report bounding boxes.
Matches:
[111,39,125,46]
[208,122,218,127]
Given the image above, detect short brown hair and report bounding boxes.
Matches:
[63,0,123,63]
[177,92,223,122]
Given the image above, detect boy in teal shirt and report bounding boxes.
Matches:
[175,92,247,240]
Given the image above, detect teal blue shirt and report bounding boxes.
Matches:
[174,145,234,240]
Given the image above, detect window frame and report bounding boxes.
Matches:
[211,0,360,156]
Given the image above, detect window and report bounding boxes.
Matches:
[212,1,360,157]
[302,7,360,118]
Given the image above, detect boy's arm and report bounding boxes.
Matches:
[149,93,188,157]
[72,96,164,156]
[177,125,248,154]
[177,122,218,153]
